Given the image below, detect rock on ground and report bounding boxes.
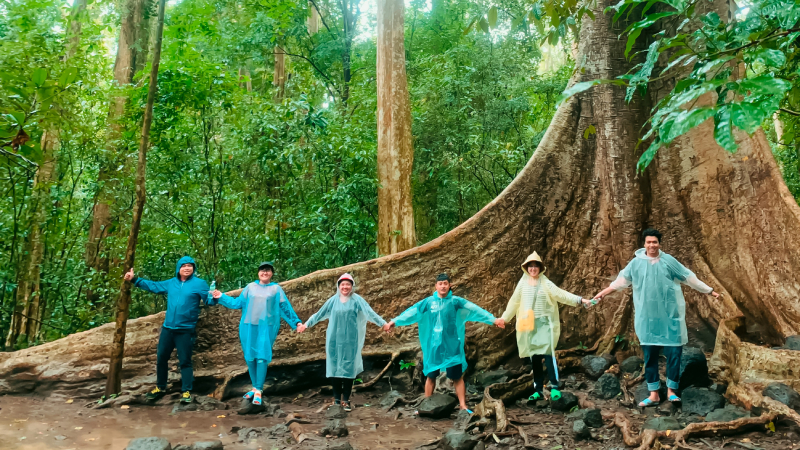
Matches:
[321,419,348,437]
[472,369,510,387]
[595,373,621,399]
[325,404,348,419]
[679,347,710,390]
[572,419,590,439]
[643,417,682,431]
[620,356,643,374]
[785,335,800,350]
[189,441,223,450]
[328,441,354,450]
[442,428,478,450]
[194,396,228,411]
[706,404,752,422]
[379,390,404,408]
[682,387,725,416]
[550,391,579,411]
[126,437,172,450]
[236,398,265,415]
[452,409,473,431]
[581,355,613,379]
[633,383,666,405]
[583,409,604,428]
[417,393,458,419]
[763,382,800,411]
[236,427,271,441]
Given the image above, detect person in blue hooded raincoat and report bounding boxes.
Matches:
[211,262,303,406]
[384,273,505,413]
[299,273,386,411]
[593,229,720,407]
[124,256,213,404]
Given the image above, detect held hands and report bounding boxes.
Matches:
[494,318,505,329]
[296,323,307,333]
[123,268,135,281]
[383,321,395,335]
[710,291,721,299]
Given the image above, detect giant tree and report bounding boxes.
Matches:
[376,0,416,255]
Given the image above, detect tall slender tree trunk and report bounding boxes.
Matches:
[238,67,252,92]
[307,1,320,35]
[85,0,151,300]
[339,0,357,105]
[376,0,416,255]
[105,0,166,397]
[4,0,88,349]
[4,0,799,410]
[273,46,286,101]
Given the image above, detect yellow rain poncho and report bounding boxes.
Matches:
[501,252,583,358]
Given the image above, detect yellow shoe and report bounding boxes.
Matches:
[180,391,193,404]
[145,387,165,401]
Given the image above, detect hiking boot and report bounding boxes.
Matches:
[180,391,193,404]
[342,401,352,412]
[145,387,165,401]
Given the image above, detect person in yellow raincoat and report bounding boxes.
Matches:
[501,252,592,401]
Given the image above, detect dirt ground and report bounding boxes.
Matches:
[2,374,799,450]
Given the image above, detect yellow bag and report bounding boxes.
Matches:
[516,309,536,332]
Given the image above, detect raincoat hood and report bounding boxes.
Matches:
[635,248,662,260]
[521,251,546,274]
[337,273,355,288]
[175,256,197,278]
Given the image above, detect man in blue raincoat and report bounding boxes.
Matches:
[384,273,505,413]
[593,229,720,407]
[123,256,213,404]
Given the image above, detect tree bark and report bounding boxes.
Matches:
[1,0,798,401]
[273,46,286,100]
[85,0,152,295]
[105,0,166,397]
[4,0,87,348]
[307,1,320,35]
[376,0,416,255]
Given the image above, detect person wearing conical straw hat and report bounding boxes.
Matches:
[299,273,387,412]
[500,251,593,401]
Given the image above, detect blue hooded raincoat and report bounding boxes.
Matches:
[133,256,212,329]
[392,290,496,376]
[218,282,301,362]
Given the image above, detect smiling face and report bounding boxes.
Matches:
[526,263,541,278]
[179,263,194,280]
[339,280,353,296]
[258,268,274,284]
[644,236,661,257]
[435,280,451,297]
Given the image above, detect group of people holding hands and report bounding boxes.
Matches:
[124,228,721,412]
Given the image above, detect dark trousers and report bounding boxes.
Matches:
[531,355,559,392]
[330,377,353,402]
[642,345,682,391]
[156,327,196,392]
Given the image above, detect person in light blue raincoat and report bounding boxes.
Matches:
[299,273,386,411]
[211,261,304,406]
[594,229,720,407]
[384,273,505,413]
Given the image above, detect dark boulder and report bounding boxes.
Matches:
[190,442,223,450]
[583,409,604,428]
[706,404,752,422]
[682,387,725,416]
[328,441,354,450]
[572,420,590,440]
[126,437,172,450]
[581,355,613,379]
[643,417,681,431]
[763,383,800,411]
[473,370,510,387]
[379,390,404,408]
[785,335,800,350]
[194,396,228,411]
[595,373,621,399]
[441,429,478,450]
[620,356,643,374]
[550,391,579,411]
[678,347,710,390]
[321,419,349,437]
[325,404,348,419]
[236,398,265,415]
[417,393,458,419]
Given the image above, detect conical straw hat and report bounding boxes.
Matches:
[521,251,546,274]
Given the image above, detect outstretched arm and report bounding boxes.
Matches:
[546,280,584,307]
[278,288,303,331]
[358,298,387,328]
[304,297,334,329]
[455,297,497,325]
[500,282,523,323]
[384,300,424,333]
[126,268,169,295]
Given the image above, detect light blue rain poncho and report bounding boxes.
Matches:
[303,274,387,378]
[610,249,713,346]
[218,281,302,362]
[392,289,496,376]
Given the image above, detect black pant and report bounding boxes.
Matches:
[531,355,559,392]
[426,364,464,381]
[642,345,682,391]
[330,377,353,402]
[156,327,196,392]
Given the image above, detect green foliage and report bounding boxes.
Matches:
[399,359,416,370]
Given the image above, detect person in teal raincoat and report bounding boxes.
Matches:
[211,262,304,406]
[593,229,720,407]
[384,273,505,413]
[299,273,386,411]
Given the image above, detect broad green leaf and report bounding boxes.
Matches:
[463,18,476,35]
[583,124,596,139]
[59,67,78,86]
[737,76,790,96]
[32,68,47,87]
[637,138,662,172]
[557,79,607,105]
[731,102,765,134]
[700,12,721,27]
[714,106,737,152]
[479,17,489,33]
[488,7,498,29]
[748,48,786,68]
[662,107,716,143]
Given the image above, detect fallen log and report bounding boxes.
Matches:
[354,352,399,391]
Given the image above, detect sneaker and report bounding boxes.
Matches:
[342,401,352,412]
[180,391,193,404]
[243,388,257,400]
[550,388,562,401]
[253,391,262,406]
[145,387,165,401]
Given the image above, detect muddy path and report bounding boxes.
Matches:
[2,372,798,450]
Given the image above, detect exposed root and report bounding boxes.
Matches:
[383,393,425,412]
[509,423,533,448]
[211,368,248,400]
[475,385,508,432]
[285,413,312,425]
[355,352,398,391]
[288,417,308,443]
[575,391,596,409]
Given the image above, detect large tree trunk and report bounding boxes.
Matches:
[1,0,798,402]
[4,0,88,349]
[273,46,286,100]
[376,0,416,255]
[105,0,166,397]
[85,0,152,297]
